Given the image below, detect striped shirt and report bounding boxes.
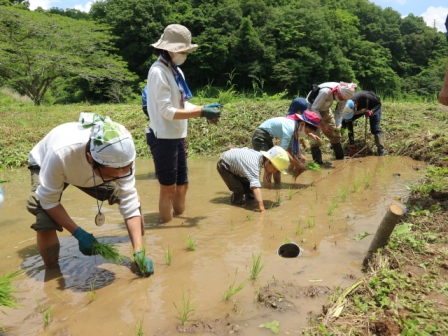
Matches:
[219,147,264,188]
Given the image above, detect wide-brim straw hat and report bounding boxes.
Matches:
[151,24,198,53]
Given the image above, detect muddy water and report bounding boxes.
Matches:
[0,155,424,335]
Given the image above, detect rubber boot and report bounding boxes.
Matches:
[374,134,385,156]
[332,143,344,160]
[310,147,323,165]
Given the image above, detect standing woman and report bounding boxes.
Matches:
[146,24,221,223]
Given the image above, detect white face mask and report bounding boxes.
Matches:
[171,52,187,66]
[296,123,307,139]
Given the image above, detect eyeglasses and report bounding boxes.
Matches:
[93,161,133,183]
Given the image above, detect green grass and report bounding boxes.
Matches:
[2,98,447,170]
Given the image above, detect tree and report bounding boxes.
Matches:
[0,6,136,105]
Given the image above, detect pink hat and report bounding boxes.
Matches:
[286,110,321,127]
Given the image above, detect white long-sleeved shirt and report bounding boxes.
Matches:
[147,60,196,139]
[28,122,140,219]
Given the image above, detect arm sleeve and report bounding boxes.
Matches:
[148,67,177,120]
[35,150,66,210]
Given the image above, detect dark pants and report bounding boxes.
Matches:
[146,129,188,186]
[252,128,273,151]
[216,159,252,204]
[342,107,382,143]
[27,165,118,232]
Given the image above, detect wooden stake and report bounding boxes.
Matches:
[363,204,405,267]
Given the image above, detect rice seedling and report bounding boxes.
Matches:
[259,320,280,333]
[134,248,149,276]
[173,289,197,325]
[337,187,348,202]
[35,297,52,326]
[306,162,321,171]
[306,218,315,228]
[249,252,267,280]
[88,279,97,301]
[288,187,294,200]
[362,169,372,189]
[275,190,282,204]
[222,271,247,300]
[295,223,303,235]
[0,270,21,309]
[246,213,253,221]
[184,236,197,251]
[352,179,360,192]
[163,246,174,266]
[284,237,291,243]
[134,317,143,336]
[327,198,339,215]
[92,241,124,264]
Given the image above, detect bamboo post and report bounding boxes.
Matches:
[363,204,405,267]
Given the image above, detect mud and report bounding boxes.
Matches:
[0,155,425,335]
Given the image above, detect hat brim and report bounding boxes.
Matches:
[296,114,319,127]
[342,106,354,120]
[151,41,198,53]
[260,150,287,174]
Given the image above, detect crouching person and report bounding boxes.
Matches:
[26,112,154,275]
[217,146,290,212]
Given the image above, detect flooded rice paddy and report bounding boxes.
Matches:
[0,155,425,335]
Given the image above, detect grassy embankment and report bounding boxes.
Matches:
[1,90,448,334]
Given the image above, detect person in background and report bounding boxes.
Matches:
[341,90,385,156]
[252,101,321,183]
[26,113,153,275]
[142,85,149,120]
[307,81,357,164]
[146,24,221,223]
[217,146,290,212]
[439,64,448,106]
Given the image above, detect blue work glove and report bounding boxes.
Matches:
[72,227,98,256]
[201,104,222,120]
[133,250,154,275]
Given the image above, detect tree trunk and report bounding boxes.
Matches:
[363,204,405,267]
[439,66,448,106]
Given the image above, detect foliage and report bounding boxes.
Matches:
[1,95,448,170]
[0,6,136,105]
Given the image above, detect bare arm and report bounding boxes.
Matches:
[124,216,144,252]
[252,187,265,212]
[172,106,202,120]
[46,204,78,234]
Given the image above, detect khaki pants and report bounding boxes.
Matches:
[311,109,341,148]
[27,166,118,232]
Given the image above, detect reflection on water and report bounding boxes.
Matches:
[0,155,424,335]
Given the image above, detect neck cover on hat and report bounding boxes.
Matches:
[79,113,136,168]
[160,54,192,102]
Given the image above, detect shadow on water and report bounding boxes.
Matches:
[0,155,425,335]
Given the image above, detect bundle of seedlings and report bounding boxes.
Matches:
[0,270,21,309]
[92,241,124,265]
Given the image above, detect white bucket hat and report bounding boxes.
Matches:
[151,24,198,53]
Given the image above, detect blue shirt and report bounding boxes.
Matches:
[142,85,147,108]
[259,117,295,150]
